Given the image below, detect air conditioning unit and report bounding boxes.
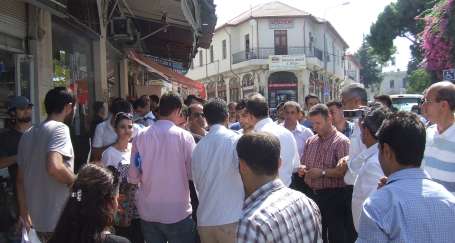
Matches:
[109,17,135,42]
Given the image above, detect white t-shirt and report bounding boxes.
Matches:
[101,144,132,168]
[344,119,367,185]
[92,119,142,148]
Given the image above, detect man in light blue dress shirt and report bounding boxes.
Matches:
[356,112,455,243]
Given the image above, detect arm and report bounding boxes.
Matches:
[0,155,16,169]
[185,135,196,181]
[128,139,141,185]
[47,151,76,186]
[16,167,32,230]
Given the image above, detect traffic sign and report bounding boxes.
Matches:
[443,69,455,81]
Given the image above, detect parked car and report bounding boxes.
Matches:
[390,94,423,112]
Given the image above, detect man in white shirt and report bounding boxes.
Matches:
[242,93,299,186]
[133,95,156,127]
[352,105,389,231]
[92,98,141,161]
[191,98,244,243]
[282,101,314,158]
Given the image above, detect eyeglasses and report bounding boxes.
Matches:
[421,98,435,104]
[192,112,205,118]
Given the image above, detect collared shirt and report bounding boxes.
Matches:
[281,122,314,158]
[351,143,383,231]
[135,111,156,127]
[356,168,455,243]
[301,127,350,190]
[237,179,322,243]
[422,123,455,195]
[92,119,142,148]
[344,119,367,185]
[128,120,196,224]
[254,118,300,186]
[191,124,244,226]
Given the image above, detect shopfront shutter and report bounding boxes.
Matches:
[0,0,27,39]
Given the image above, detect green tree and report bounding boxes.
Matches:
[367,0,434,64]
[355,39,383,88]
[407,68,432,93]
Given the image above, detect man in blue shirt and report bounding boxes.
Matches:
[356,111,455,243]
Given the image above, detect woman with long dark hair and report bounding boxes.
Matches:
[48,164,130,243]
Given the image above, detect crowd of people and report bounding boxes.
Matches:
[0,80,455,243]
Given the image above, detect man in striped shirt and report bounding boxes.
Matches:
[299,104,350,243]
[422,81,455,195]
[236,132,322,243]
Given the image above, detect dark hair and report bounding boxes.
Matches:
[236,99,247,111]
[374,95,393,108]
[114,112,133,128]
[133,95,150,110]
[361,105,390,139]
[110,98,132,117]
[245,93,269,119]
[377,111,426,167]
[49,164,120,243]
[326,100,342,109]
[341,83,368,104]
[237,132,281,176]
[159,92,183,116]
[204,98,228,125]
[93,102,105,114]
[308,104,330,118]
[305,94,319,105]
[436,85,455,111]
[276,102,285,110]
[149,95,160,104]
[44,87,75,115]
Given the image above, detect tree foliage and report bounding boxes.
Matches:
[407,68,432,93]
[355,39,383,88]
[367,0,435,65]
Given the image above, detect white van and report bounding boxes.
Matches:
[390,94,423,112]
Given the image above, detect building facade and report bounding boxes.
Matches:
[379,70,407,95]
[186,1,351,107]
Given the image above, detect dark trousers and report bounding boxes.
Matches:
[308,187,348,243]
[141,216,196,243]
[115,219,144,243]
[343,186,357,243]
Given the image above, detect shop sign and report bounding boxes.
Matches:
[268,83,297,89]
[269,18,294,29]
[269,55,306,71]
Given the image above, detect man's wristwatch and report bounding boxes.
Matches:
[322,170,326,177]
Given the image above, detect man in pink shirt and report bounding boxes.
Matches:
[128,92,197,243]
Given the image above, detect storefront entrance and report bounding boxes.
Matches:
[268,71,298,108]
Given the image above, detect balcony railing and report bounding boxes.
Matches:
[232,47,324,64]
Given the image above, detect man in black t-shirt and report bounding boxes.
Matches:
[0,96,32,241]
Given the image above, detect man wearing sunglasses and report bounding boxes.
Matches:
[188,103,207,137]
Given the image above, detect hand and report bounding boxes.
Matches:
[20,213,32,232]
[298,165,306,177]
[305,168,323,179]
[377,176,388,189]
[337,156,348,167]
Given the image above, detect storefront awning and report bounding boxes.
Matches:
[128,50,206,98]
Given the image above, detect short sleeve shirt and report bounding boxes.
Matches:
[17,120,74,232]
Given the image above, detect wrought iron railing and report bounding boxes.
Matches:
[232,47,324,64]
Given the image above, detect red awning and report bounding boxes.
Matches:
[128,50,206,98]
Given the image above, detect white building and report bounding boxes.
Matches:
[380,70,407,95]
[185,1,353,107]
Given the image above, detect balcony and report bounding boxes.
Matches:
[232,47,324,64]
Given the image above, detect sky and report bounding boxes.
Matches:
[214,0,411,72]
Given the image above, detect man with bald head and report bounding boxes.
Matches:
[421,81,455,195]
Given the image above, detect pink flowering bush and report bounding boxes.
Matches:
[421,0,455,73]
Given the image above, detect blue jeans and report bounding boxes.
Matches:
[141,216,196,243]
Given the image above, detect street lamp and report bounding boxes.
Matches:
[323,1,351,18]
